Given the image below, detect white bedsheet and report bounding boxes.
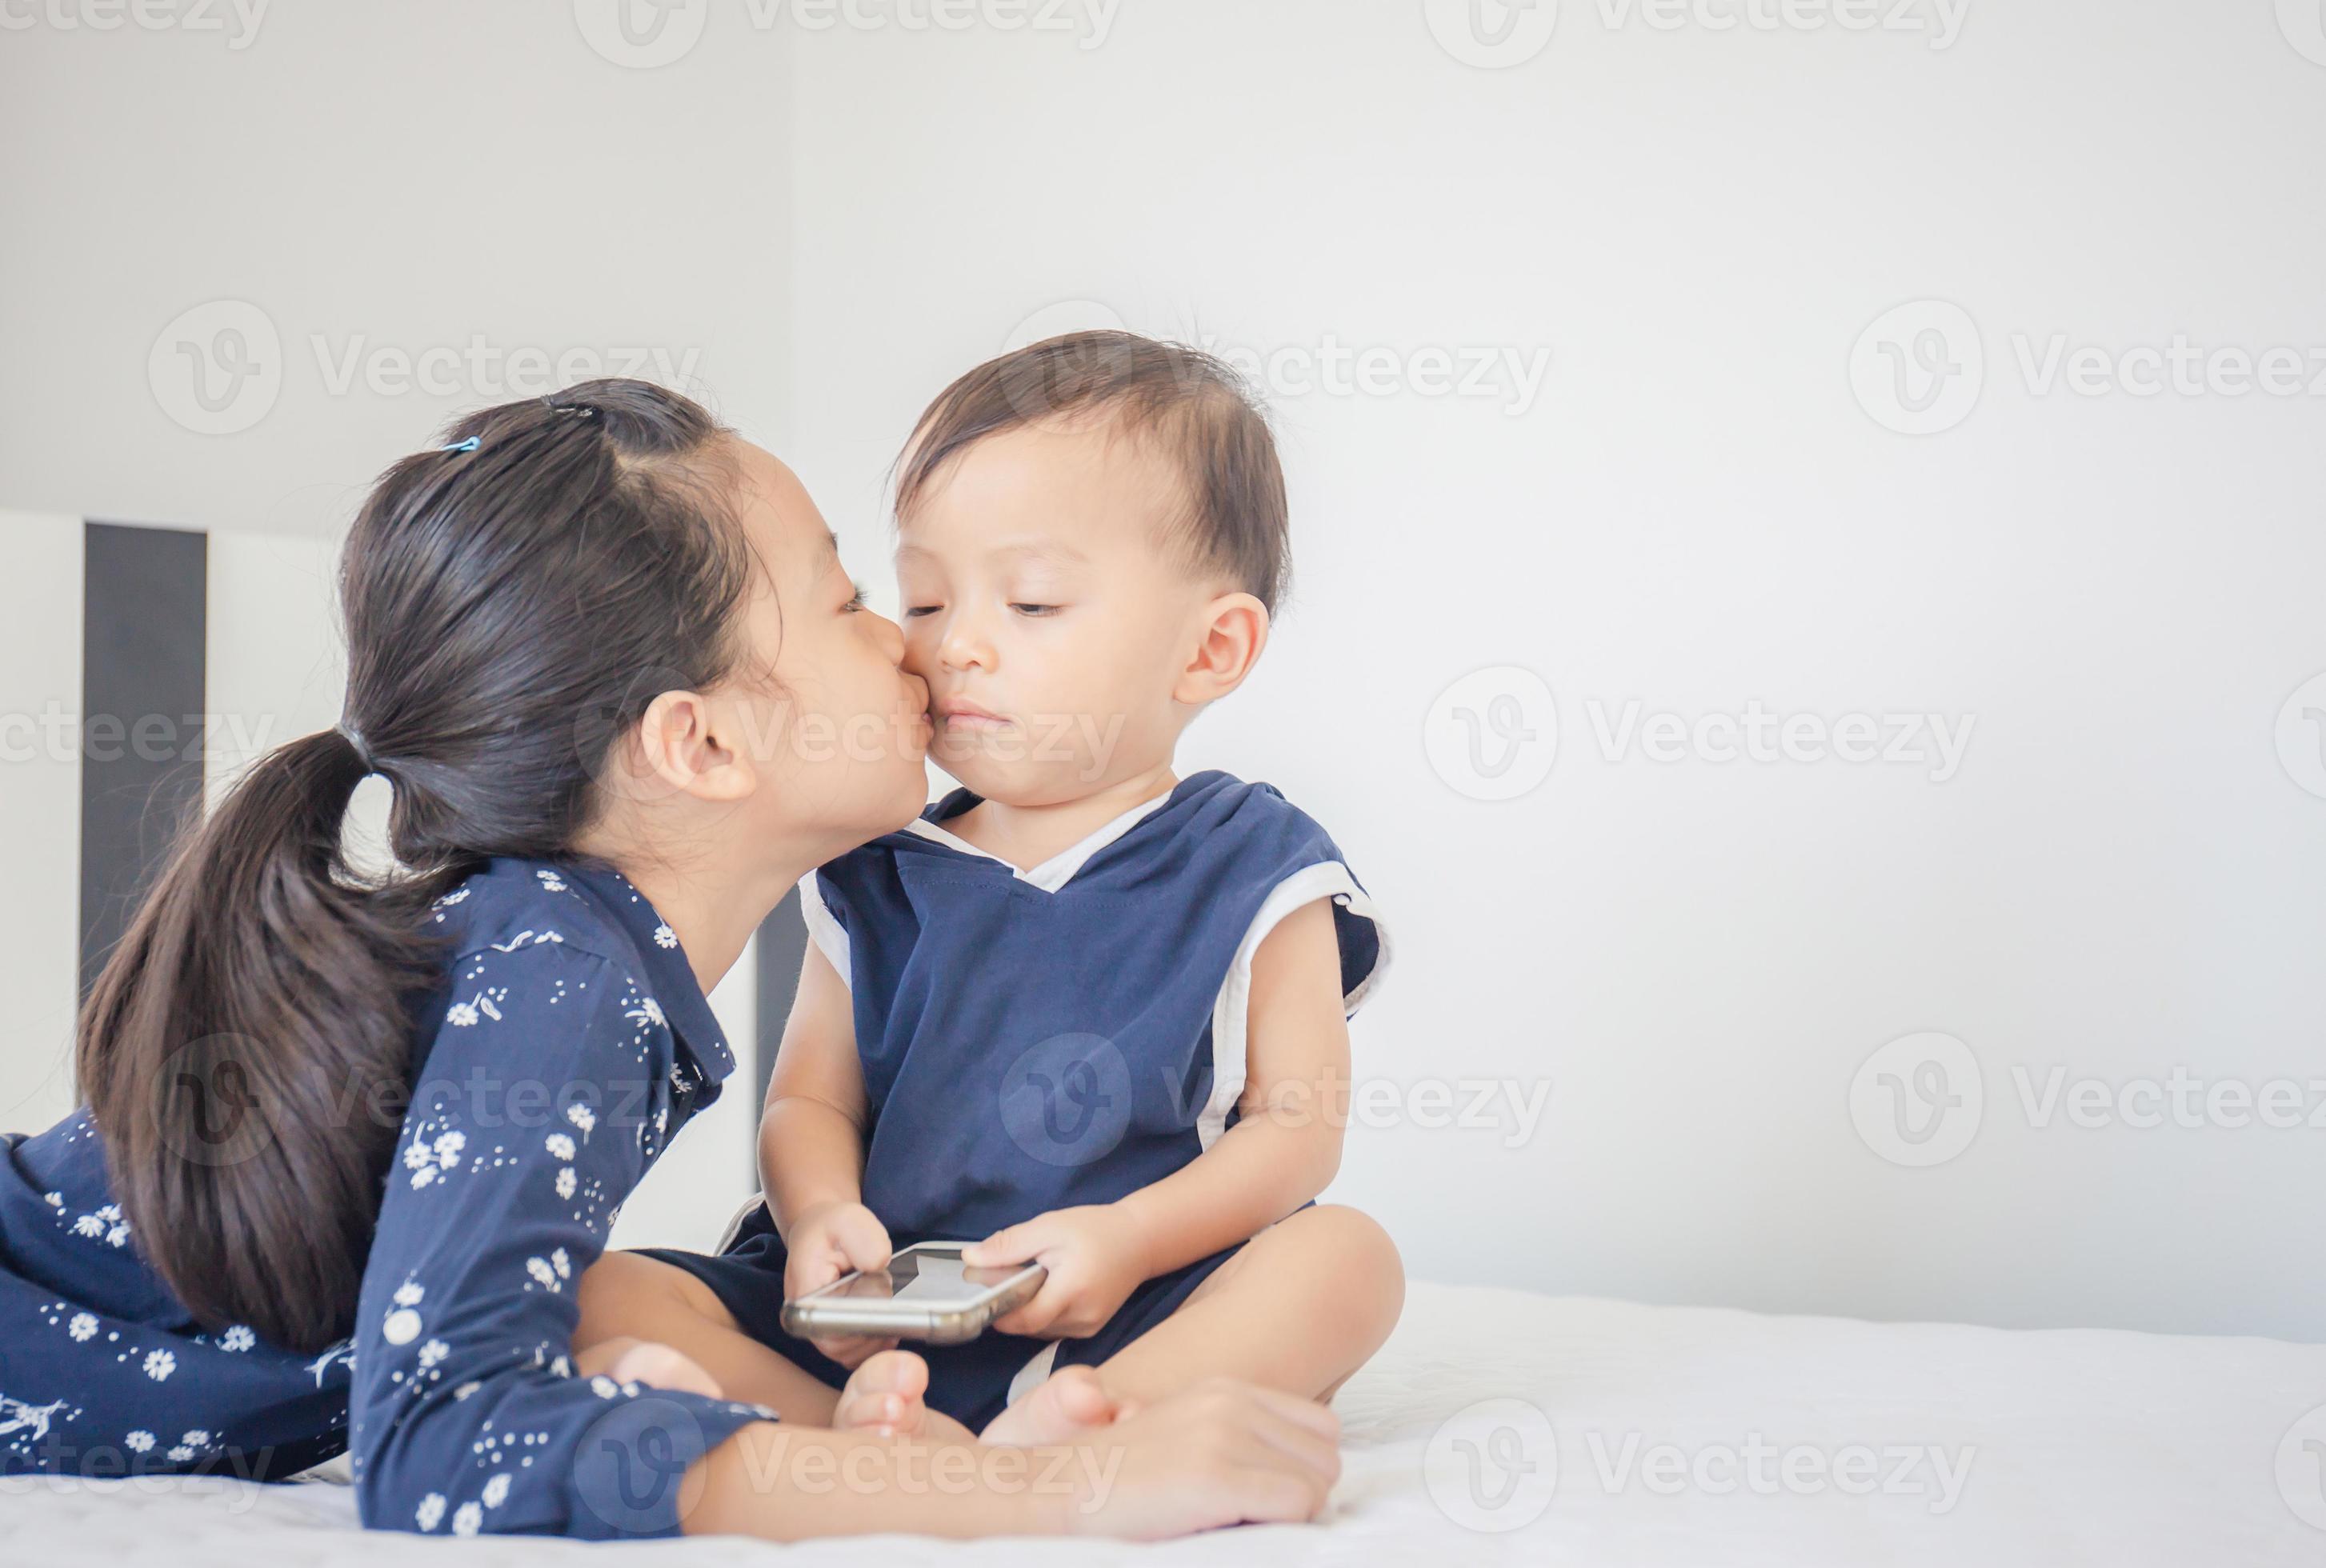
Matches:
[10,1281,2321,1564]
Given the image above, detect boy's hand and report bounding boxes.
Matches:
[784,1199,896,1368]
[963,1204,1151,1338]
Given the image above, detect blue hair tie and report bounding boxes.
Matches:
[438,435,480,454]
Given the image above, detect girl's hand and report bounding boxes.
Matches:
[1048,1378,1343,1537]
[783,1199,897,1368]
[962,1205,1150,1338]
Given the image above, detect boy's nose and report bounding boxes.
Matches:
[939,619,995,672]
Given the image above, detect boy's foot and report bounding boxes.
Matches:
[832,1348,935,1438]
[979,1365,1124,1446]
[574,1336,724,1401]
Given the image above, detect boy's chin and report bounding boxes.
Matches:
[927,744,1095,808]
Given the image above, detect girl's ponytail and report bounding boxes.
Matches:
[76,379,750,1353]
[78,725,447,1353]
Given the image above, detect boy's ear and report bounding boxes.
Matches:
[1174,591,1271,706]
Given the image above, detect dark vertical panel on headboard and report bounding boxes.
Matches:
[751,886,807,1182]
[79,523,208,999]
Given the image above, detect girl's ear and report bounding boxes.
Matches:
[624,688,757,805]
[1173,591,1271,706]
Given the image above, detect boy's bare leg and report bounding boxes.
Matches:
[574,1250,977,1441]
[1090,1204,1403,1409]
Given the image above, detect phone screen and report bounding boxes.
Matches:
[825,1246,1026,1304]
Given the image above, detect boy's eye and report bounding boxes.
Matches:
[843,581,869,612]
[903,604,940,619]
[1010,603,1062,618]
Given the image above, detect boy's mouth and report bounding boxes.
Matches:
[935,697,1013,732]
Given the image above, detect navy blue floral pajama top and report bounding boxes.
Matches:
[0,855,775,1538]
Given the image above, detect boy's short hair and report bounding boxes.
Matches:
[894,330,1291,613]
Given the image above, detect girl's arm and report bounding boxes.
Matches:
[963,897,1351,1336]
[350,940,777,1538]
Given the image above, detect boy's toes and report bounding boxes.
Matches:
[834,1348,931,1438]
[979,1365,1122,1446]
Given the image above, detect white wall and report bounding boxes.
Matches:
[5,0,2322,1338]
[0,514,86,1134]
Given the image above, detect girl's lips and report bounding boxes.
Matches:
[938,710,1013,732]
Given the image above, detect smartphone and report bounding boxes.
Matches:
[779,1242,1046,1346]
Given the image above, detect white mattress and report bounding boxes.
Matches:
[9,1281,2320,1565]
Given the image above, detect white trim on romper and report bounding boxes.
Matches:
[1197,861,1391,1152]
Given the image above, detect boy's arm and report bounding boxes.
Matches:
[759,940,872,1226]
[965,897,1351,1337]
[759,942,895,1362]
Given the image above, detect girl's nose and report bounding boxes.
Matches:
[864,607,907,663]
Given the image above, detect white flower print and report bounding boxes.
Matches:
[68,1313,97,1342]
[74,1214,103,1238]
[591,1376,619,1399]
[106,1223,130,1247]
[182,1429,211,1446]
[525,1257,556,1288]
[545,1133,575,1161]
[550,1247,570,1280]
[126,1430,154,1454]
[550,1354,570,1378]
[383,1282,425,1346]
[565,1103,595,1135]
[536,870,566,892]
[416,1493,446,1531]
[482,1473,511,1509]
[143,1350,175,1382]
[653,922,678,950]
[44,1191,62,1208]
[626,997,666,1030]
[418,1339,450,1369]
[220,1325,256,1352]
[454,1501,483,1536]
[554,1167,577,1200]
[167,1444,194,1463]
[434,887,470,908]
[446,1002,479,1028]
[406,1127,466,1188]
[453,1382,481,1401]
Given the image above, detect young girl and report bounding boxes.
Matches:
[0,381,1341,1540]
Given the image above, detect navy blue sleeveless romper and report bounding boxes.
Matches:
[654,770,1390,1431]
